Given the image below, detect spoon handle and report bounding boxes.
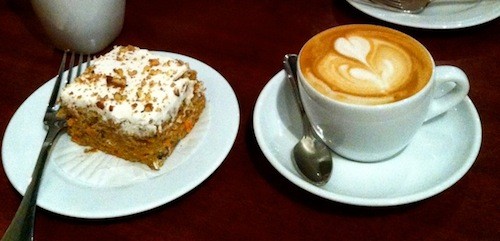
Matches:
[283,54,314,137]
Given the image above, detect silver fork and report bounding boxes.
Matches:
[1,51,90,241]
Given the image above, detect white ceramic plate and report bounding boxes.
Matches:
[253,71,481,206]
[347,0,500,29]
[2,52,240,218]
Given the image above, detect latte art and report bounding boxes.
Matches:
[325,36,412,95]
[300,25,433,105]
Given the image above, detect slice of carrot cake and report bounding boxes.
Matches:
[58,45,206,170]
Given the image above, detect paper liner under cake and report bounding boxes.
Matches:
[51,107,209,187]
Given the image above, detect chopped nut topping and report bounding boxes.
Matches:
[106,75,127,88]
[128,70,138,77]
[184,70,197,80]
[144,92,152,102]
[114,68,124,77]
[96,101,105,109]
[136,88,143,99]
[149,58,160,66]
[58,45,205,144]
[149,69,161,76]
[144,103,153,112]
[114,92,126,102]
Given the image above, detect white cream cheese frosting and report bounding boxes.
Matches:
[60,45,201,136]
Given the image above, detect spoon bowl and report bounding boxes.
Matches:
[283,54,332,186]
[293,136,333,185]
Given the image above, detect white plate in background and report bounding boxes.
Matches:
[347,0,500,29]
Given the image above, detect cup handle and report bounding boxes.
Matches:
[425,66,470,122]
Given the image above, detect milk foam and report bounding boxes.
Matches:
[300,25,432,105]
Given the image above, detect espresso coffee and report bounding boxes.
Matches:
[299,25,433,105]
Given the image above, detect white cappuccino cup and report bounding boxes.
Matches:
[298,24,469,162]
[31,0,126,54]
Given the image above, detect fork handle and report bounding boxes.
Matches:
[1,125,63,241]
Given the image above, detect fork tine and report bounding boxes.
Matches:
[86,54,91,69]
[76,54,92,80]
[47,52,91,113]
[76,53,84,77]
[66,51,76,86]
[47,51,68,112]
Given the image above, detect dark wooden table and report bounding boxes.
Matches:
[1,0,498,240]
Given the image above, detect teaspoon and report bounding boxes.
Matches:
[283,54,332,186]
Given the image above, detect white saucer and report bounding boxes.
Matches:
[253,71,481,206]
[2,52,240,218]
[347,0,500,29]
